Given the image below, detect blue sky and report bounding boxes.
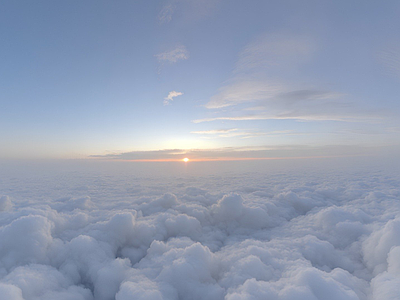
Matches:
[1,0,399,160]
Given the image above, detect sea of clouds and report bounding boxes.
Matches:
[0,159,399,300]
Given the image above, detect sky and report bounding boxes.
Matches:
[1,0,400,160]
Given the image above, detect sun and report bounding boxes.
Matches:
[183,158,189,162]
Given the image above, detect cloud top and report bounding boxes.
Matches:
[0,161,399,299]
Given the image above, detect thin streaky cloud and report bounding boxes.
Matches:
[385,127,400,133]
[206,80,342,109]
[235,33,316,73]
[379,48,400,78]
[164,91,183,105]
[192,128,296,139]
[90,145,380,161]
[200,32,385,125]
[205,80,284,109]
[218,131,281,139]
[192,113,382,123]
[191,129,238,134]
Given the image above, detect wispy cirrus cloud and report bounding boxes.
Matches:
[235,33,316,73]
[193,112,382,124]
[158,0,220,24]
[190,129,238,135]
[379,47,400,79]
[164,91,183,105]
[199,33,382,123]
[191,128,297,139]
[205,81,342,110]
[205,80,284,109]
[155,45,189,64]
[158,3,176,24]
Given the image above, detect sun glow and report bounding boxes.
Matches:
[183,158,189,162]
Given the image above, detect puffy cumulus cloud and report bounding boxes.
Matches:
[0,215,53,269]
[362,217,400,275]
[0,283,24,300]
[0,195,12,211]
[0,162,399,299]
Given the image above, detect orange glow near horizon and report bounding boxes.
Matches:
[95,154,359,162]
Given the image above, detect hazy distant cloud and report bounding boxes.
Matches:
[379,47,400,79]
[158,3,175,24]
[158,0,220,24]
[90,144,378,161]
[385,127,400,133]
[91,147,272,161]
[277,89,342,102]
[156,45,189,64]
[164,91,183,105]
[235,33,316,73]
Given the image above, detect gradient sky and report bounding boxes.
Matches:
[1,0,400,160]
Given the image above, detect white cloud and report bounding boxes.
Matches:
[0,160,399,298]
[164,91,183,105]
[155,45,189,64]
[192,112,381,123]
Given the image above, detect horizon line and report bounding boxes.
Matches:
[90,154,368,162]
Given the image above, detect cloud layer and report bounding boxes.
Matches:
[91,145,387,161]
[0,160,399,299]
